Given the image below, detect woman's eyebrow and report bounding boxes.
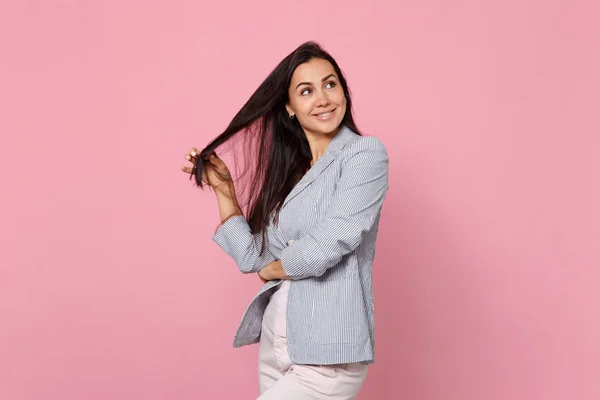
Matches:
[295,74,337,90]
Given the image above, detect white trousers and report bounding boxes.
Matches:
[257,280,368,399]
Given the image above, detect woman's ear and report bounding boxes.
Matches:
[285,104,293,115]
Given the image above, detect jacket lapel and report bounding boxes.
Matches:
[281,125,358,208]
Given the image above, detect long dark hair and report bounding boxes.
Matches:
[192,41,362,253]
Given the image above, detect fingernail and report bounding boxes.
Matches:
[185,155,191,160]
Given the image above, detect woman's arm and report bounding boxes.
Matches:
[212,184,277,275]
[215,182,243,224]
[181,149,275,276]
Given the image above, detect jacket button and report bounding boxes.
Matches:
[288,239,295,245]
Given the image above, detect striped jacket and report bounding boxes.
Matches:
[212,125,389,365]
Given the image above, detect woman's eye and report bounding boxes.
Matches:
[326,81,337,89]
[301,89,311,96]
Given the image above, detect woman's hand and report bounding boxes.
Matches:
[258,260,290,282]
[182,147,242,225]
[258,266,271,283]
[180,147,233,191]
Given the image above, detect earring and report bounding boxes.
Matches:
[289,114,295,119]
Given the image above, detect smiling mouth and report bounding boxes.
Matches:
[313,108,336,117]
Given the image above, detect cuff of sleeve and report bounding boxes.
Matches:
[280,240,310,280]
[211,215,250,253]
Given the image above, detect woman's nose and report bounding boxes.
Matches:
[314,90,329,106]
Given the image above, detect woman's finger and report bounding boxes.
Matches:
[180,164,209,185]
[185,152,198,163]
[180,165,194,174]
[209,153,226,169]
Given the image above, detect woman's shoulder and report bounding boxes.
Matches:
[341,133,388,162]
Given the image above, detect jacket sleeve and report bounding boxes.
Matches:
[279,136,389,280]
[212,216,277,274]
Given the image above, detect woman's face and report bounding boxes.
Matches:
[286,58,347,137]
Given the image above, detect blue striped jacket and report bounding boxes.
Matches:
[212,125,389,365]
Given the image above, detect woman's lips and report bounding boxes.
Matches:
[313,108,336,121]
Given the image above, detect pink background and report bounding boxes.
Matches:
[1,0,599,399]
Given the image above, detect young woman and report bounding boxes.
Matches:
[180,41,389,399]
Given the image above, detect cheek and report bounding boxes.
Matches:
[296,100,313,115]
[336,96,347,111]
[288,95,306,112]
[333,91,346,106]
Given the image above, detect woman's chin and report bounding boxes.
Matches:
[306,119,343,136]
